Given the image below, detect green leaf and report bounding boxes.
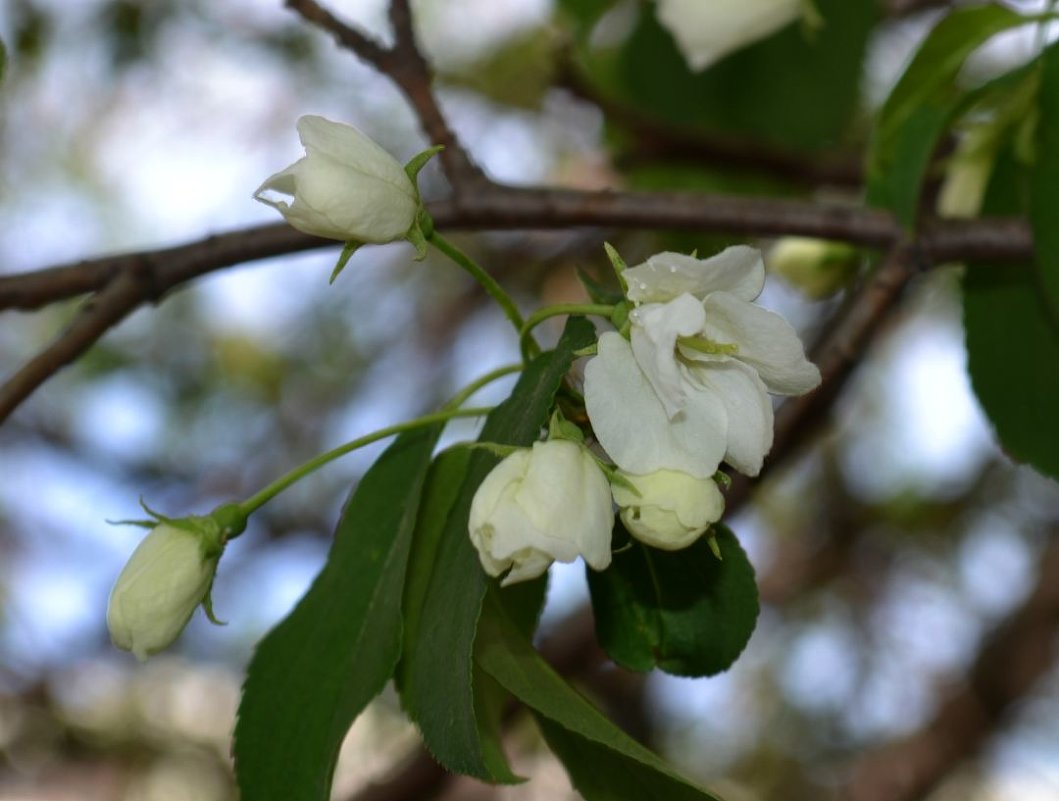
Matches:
[587,523,759,677]
[867,4,1028,225]
[233,426,441,801]
[1030,40,1059,319]
[477,592,726,801]
[964,148,1059,481]
[398,316,597,780]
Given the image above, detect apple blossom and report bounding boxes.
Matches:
[655,0,804,72]
[254,115,420,244]
[585,246,820,478]
[611,469,724,551]
[468,440,613,586]
[107,522,224,660]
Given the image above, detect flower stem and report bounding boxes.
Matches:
[428,231,534,355]
[518,303,614,361]
[237,406,493,516]
[444,363,523,410]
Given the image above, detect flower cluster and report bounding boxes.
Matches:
[469,246,820,585]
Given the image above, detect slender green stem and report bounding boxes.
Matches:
[428,231,533,353]
[518,303,614,361]
[237,406,493,516]
[444,363,523,410]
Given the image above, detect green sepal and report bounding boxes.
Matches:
[572,343,598,357]
[575,266,625,306]
[329,241,361,284]
[404,144,444,182]
[548,409,585,443]
[602,242,629,294]
[201,578,227,626]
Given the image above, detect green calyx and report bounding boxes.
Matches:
[548,409,585,444]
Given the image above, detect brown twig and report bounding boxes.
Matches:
[285,0,482,186]
[726,244,923,509]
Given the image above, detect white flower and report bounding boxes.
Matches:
[656,0,804,72]
[585,246,820,478]
[107,523,221,660]
[468,440,614,586]
[612,469,724,551]
[254,115,419,243]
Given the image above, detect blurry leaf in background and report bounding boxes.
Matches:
[587,523,759,677]
[398,317,596,781]
[477,591,726,801]
[592,0,875,151]
[964,149,1059,481]
[233,426,440,801]
[867,4,1026,226]
[442,27,558,109]
[1030,39,1059,321]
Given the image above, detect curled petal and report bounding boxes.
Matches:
[585,333,727,478]
[629,294,706,417]
[701,292,821,395]
[624,246,765,304]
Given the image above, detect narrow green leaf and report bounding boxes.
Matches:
[233,426,440,801]
[587,523,758,677]
[398,317,597,780]
[965,148,1059,481]
[1030,40,1059,319]
[477,593,726,801]
[867,4,1027,225]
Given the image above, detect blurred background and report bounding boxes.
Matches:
[2,0,1058,799]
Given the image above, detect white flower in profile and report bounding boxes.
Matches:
[585,246,820,478]
[468,440,614,586]
[107,523,222,661]
[254,115,419,243]
[656,0,804,72]
[611,469,724,551]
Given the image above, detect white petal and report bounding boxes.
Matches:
[297,115,413,190]
[624,246,765,304]
[629,294,706,417]
[689,359,773,476]
[701,292,821,395]
[656,0,803,71]
[585,332,727,478]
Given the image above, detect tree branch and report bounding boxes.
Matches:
[726,244,923,509]
[284,0,482,185]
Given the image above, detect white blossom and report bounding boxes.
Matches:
[612,469,724,550]
[107,524,220,661]
[585,247,820,478]
[656,0,804,72]
[254,115,419,243]
[468,440,613,586]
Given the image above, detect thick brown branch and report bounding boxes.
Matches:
[839,534,1059,801]
[0,189,1033,314]
[0,271,148,422]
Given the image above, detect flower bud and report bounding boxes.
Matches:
[254,115,420,244]
[107,522,223,660]
[611,469,724,551]
[768,237,858,300]
[469,440,614,586]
